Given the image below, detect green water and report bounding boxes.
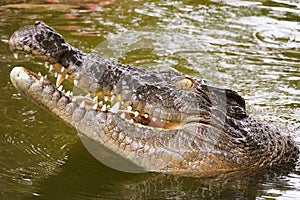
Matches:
[0,0,299,199]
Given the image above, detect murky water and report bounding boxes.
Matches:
[0,0,299,199]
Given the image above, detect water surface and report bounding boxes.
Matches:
[0,0,299,199]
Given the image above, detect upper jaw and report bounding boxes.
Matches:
[9,21,69,64]
[9,29,48,61]
[9,26,77,85]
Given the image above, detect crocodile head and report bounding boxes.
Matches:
[9,22,299,177]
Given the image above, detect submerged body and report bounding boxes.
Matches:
[9,22,299,177]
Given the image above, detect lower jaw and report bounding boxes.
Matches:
[11,66,183,135]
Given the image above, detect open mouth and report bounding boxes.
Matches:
[8,21,197,132]
[10,53,181,131]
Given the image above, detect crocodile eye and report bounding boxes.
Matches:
[173,76,197,90]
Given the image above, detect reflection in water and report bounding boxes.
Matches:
[22,139,298,200]
[0,0,299,199]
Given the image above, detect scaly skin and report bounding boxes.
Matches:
[9,21,299,177]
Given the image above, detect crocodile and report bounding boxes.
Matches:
[9,21,299,177]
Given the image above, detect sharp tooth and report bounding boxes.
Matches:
[127,106,132,112]
[24,45,31,51]
[1,39,8,43]
[134,111,139,117]
[40,76,44,82]
[99,101,103,106]
[80,101,85,108]
[111,95,115,101]
[104,96,109,102]
[49,65,53,71]
[45,61,50,68]
[92,104,98,110]
[144,113,149,119]
[101,104,107,112]
[57,85,63,91]
[70,92,73,96]
[129,119,134,124]
[65,91,71,97]
[61,67,65,73]
[110,102,120,113]
[56,74,64,87]
[54,72,58,78]
[74,80,78,86]
[93,96,98,102]
[44,75,48,79]
[65,74,69,79]
[38,72,42,76]
[120,113,126,119]
[85,93,91,98]
[13,53,18,59]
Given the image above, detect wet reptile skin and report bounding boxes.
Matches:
[9,21,299,177]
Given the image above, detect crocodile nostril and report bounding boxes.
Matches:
[35,21,42,26]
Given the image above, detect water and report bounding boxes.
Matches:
[0,0,299,199]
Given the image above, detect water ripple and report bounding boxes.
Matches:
[0,0,300,199]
